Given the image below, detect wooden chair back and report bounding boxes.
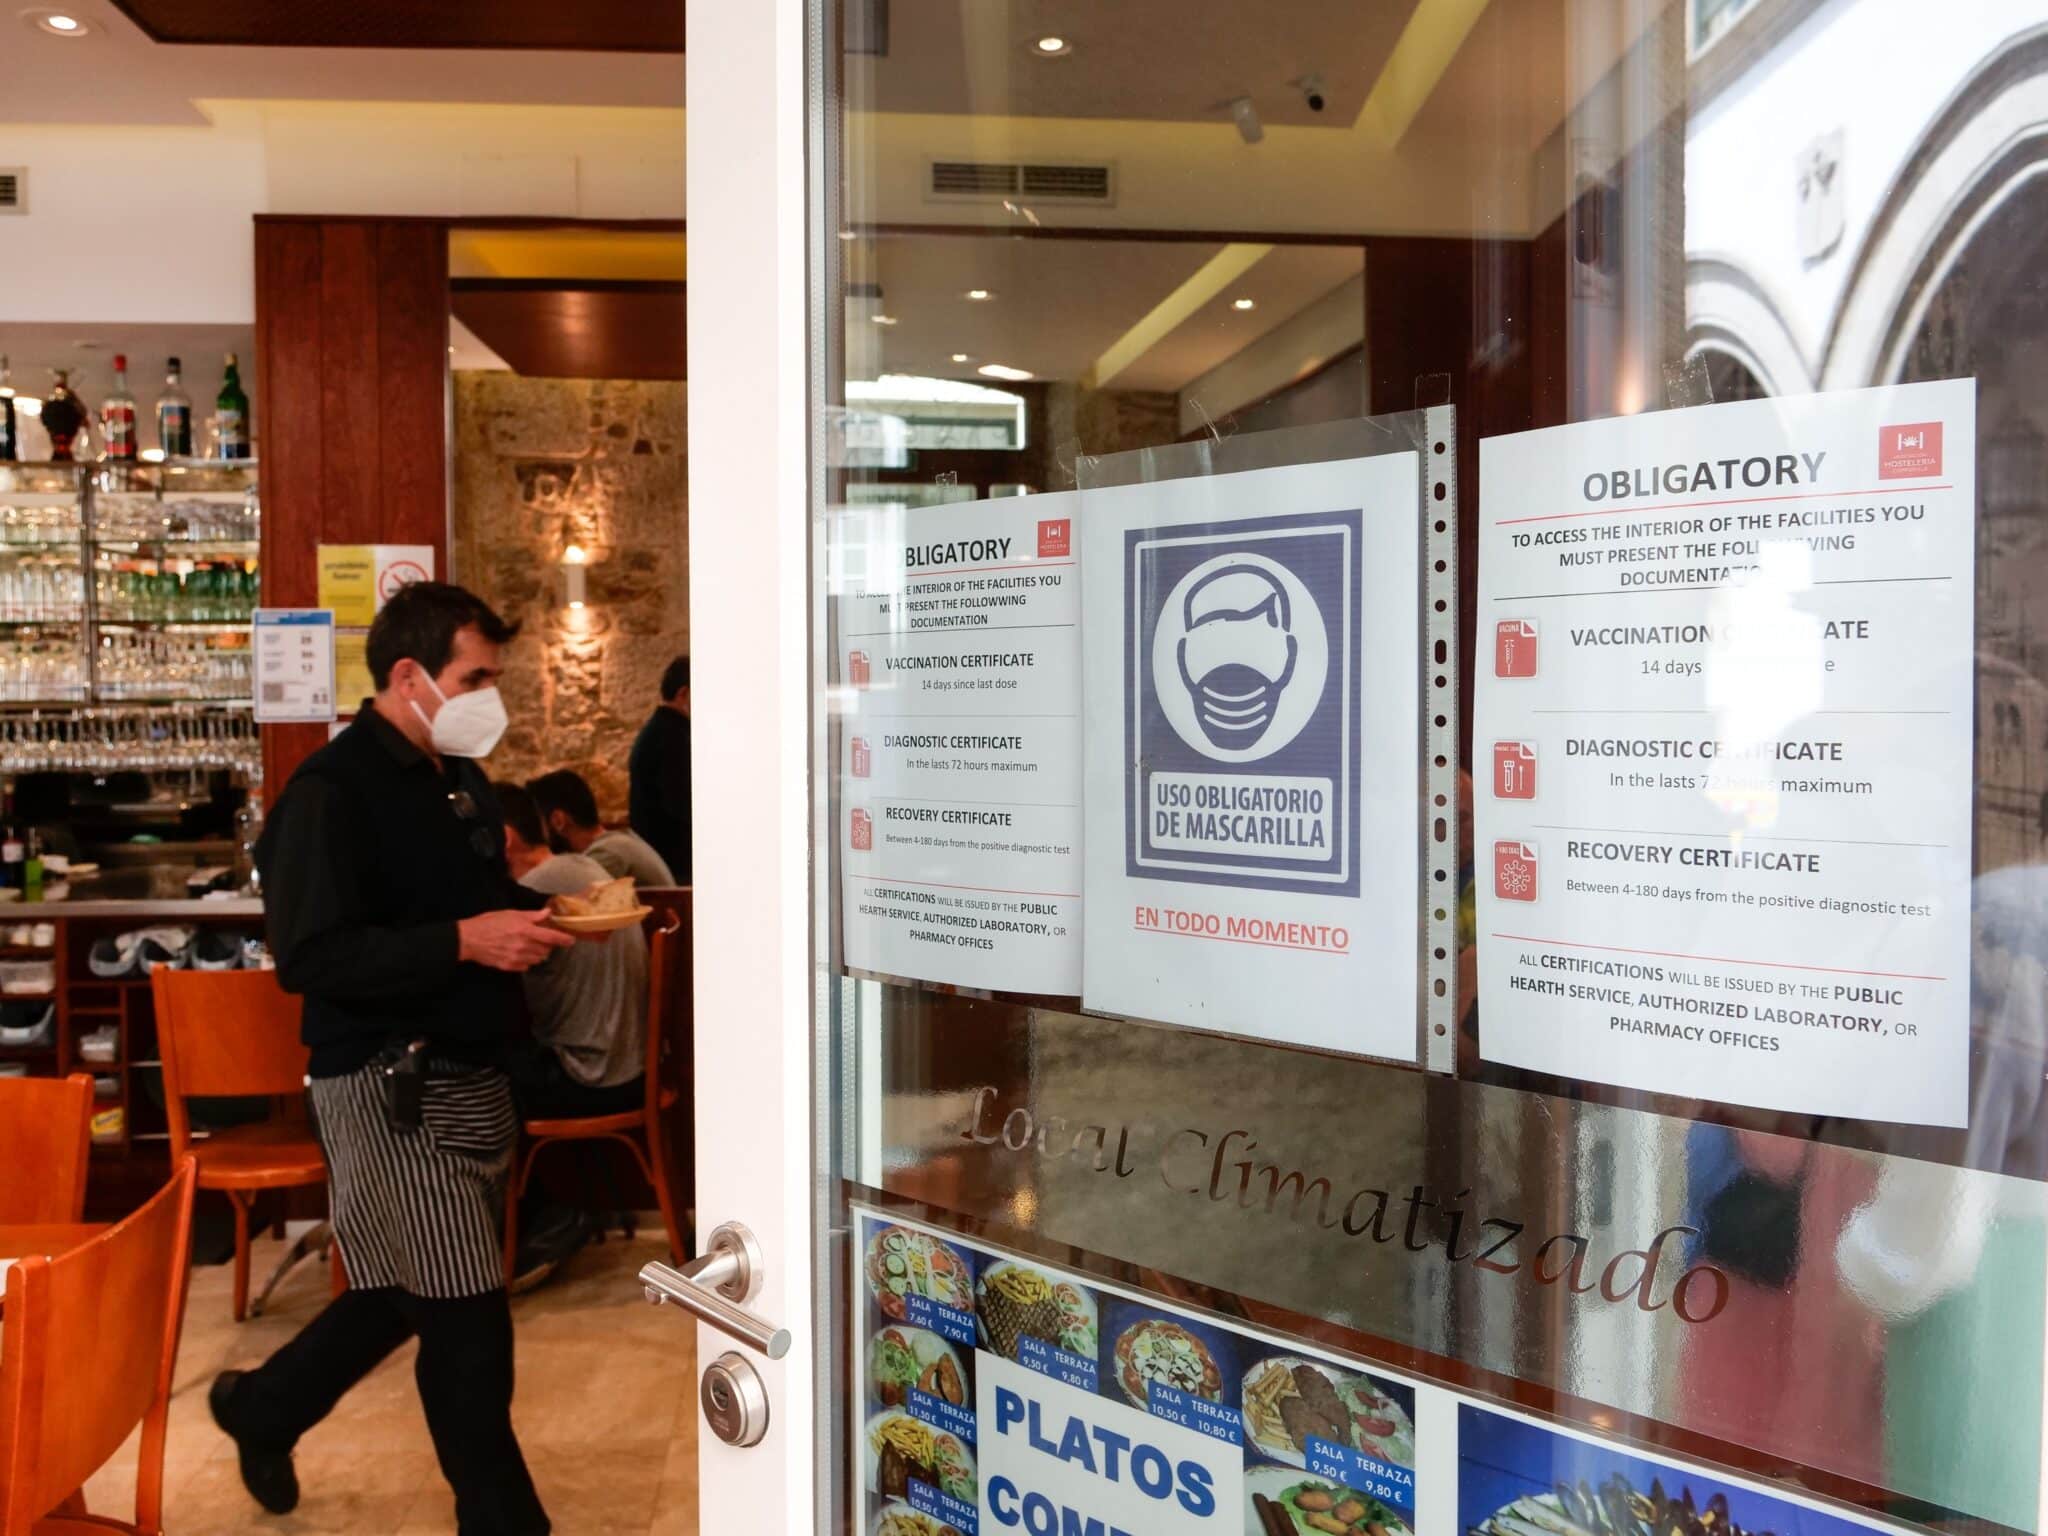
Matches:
[0,1157,197,1536]
[151,969,308,1162]
[0,1074,93,1224]
[641,888,694,1229]
[641,896,691,1122]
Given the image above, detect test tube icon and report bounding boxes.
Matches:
[1493,741,1537,799]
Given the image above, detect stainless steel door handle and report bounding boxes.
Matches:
[640,1221,792,1360]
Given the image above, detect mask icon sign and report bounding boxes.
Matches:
[1126,509,1360,895]
[1170,562,1308,754]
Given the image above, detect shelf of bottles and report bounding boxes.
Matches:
[0,461,259,708]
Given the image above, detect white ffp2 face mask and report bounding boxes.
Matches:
[411,673,509,758]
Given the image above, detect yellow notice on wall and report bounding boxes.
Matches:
[318,545,435,627]
[334,629,374,711]
[317,546,377,626]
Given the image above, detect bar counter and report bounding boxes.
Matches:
[2,869,266,1208]
[1,865,264,920]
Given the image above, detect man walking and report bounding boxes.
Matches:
[627,655,692,881]
[208,581,573,1535]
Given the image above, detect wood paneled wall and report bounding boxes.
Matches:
[255,217,450,791]
[1364,237,1536,759]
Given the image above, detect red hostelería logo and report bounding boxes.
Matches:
[1037,518,1071,558]
[1879,421,1943,480]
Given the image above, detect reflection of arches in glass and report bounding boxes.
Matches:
[1827,26,2048,387]
[1697,347,1769,403]
[1684,256,1813,396]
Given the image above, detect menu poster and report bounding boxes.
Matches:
[1079,456,1421,1058]
[1474,380,1975,1126]
[852,1207,1420,1536]
[1460,1402,1900,1536]
[838,495,1083,994]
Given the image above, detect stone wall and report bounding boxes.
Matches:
[452,373,688,818]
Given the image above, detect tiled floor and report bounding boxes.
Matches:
[80,1232,699,1535]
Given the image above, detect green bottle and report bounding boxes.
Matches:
[216,352,251,460]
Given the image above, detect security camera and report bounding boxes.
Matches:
[1295,74,1327,113]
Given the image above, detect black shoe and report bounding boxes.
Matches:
[209,1370,299,1514]
[510,1206,591,1294]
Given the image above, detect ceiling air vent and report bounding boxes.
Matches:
[0,168,25,215]
[1020,162,1111,202]
[926,159,1114,206]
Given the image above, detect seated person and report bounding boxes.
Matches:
[526,768,677,887]
[495,782,648,1119]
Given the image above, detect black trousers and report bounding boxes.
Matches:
[500,1036,645,1120]
[232,1285,549,1536]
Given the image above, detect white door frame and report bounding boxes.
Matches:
[685,0,820,1528]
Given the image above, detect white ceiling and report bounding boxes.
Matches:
[0,0,684,125]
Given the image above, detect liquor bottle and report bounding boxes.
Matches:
[0,820,22,892]
[0,356,17,463]
[155,355,193,459]
[21,829,41,898]
[215,352,251,460]
[99,353,138,461]
[41,370,88,463]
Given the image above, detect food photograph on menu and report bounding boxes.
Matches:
[1242,1348,1416,1536]
[852,1208,1427,1536]
[1459,1403,1904,1536]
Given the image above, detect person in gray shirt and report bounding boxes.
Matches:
[495,782,647,1119]
[525,768,676,888]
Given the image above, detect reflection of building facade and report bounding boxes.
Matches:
[1686,8,2048,871]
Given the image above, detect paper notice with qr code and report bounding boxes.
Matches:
[252,609,338,724]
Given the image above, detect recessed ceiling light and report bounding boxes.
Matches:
[1231,297,1257,311]
[871,313,899,326]
[1032,35,1071,56]
[963,288,995,302]
[30,11,88,35]
[951,353,973,364]
[977,363,1033,382]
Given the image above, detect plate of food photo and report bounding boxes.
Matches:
[868,1324,969,1411]
[869,1500,964,1536]
[1245,1464,1410,1536]
[864,1226,975,1322]
[1105,1306,1229,1410]
[864,1409,977,1504]
[975,1259,1097,1362]
[1240,1356,1416,1470]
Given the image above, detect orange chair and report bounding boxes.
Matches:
[502,903,692,1282]
[0,1075,93,1224]
[0,1156,197,1536]
[151,970,327,1321]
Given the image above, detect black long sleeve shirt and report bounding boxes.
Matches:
[627,706,692,882]
[255,708,545,1078]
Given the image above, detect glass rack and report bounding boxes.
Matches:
[0,461,259,707]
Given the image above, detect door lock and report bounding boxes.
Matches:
[700,1351,770,1447]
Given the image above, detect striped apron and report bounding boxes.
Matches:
[309,1060,518,1299]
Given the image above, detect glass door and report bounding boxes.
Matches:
[686,1,2048,1532]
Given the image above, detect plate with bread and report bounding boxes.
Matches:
[545,876,652,934]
